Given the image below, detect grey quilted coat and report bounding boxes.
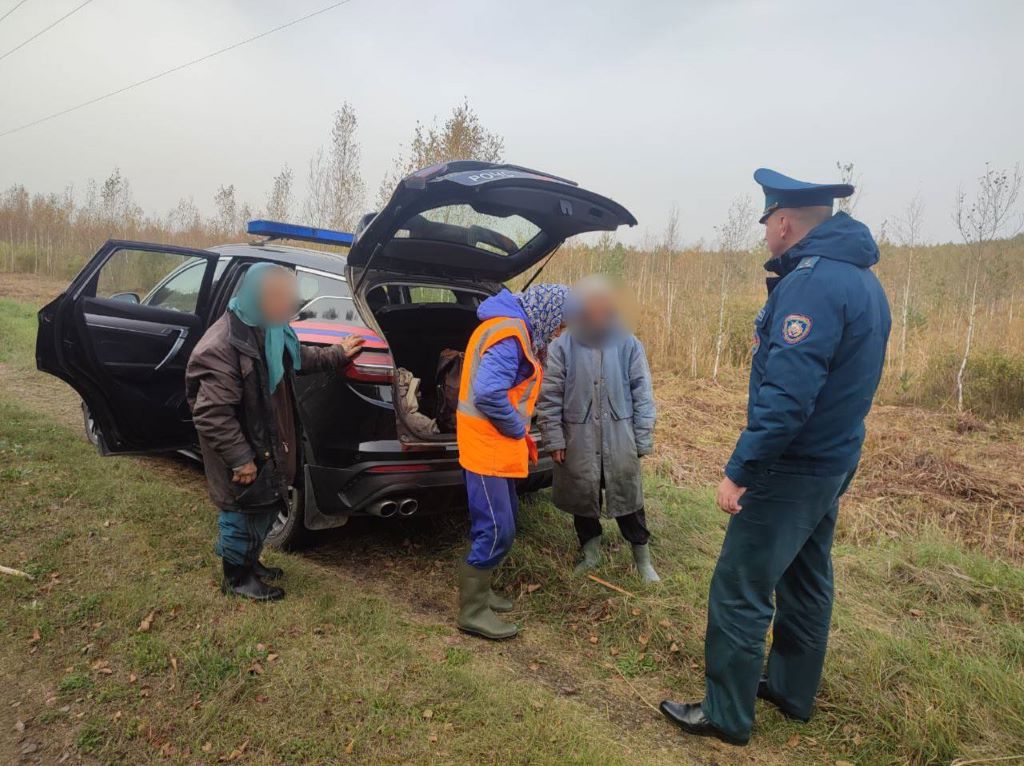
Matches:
[536,330,656,518]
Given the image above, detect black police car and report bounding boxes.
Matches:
[35,161,637,547]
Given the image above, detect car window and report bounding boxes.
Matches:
[96,250,207,313]
[406,286,458,304]
[295,269,366,326]
[144,260,206,312]
[395,205,540,256]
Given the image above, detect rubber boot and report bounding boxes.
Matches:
[488,557,514,613]
[632,543,661,583]
[251,558,284,581]
[573,536,603,576]
[457,561,518,639]
[221,561,285,601]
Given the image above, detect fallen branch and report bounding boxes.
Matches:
[0,564,33,580]
[586,574,636,598]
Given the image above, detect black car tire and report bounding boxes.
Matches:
[81,400,101,448]
[265,485,308,551]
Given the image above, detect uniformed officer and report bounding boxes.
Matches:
[660,169,892,746]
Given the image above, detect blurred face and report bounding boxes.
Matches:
[573,284,618,337]
[259,269,299,325]
[585,290,614,329]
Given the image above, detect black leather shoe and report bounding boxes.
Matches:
[659,700,749,746]
[757,676,811,722]
[251,558,284,581]
[222,561,285,602]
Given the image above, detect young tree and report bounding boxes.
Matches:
[890,194,925,379]
[214,184,238,236]
[266,165,294,222]
[835,161,861,215]
[303,103,365,230]
[303,148,331,228]
[326,103,365,230]
[663,202,680,254]
[99,168,141,235]
[378,99,503,207]
[168,196,203,234]
[711,196,756,382]
[953,163,1023,411]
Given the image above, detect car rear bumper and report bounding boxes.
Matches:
[304,449,553,521]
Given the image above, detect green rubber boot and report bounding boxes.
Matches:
[573,536,604,576]
[457,561,518,640]
[488,590,515,612]
[488,559,515,613]
[632,544,661,583]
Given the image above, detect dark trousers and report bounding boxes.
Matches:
[573,509,650,546]
[702,468,853,740]
[215,510,277,566]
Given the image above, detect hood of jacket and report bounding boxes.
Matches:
[477,288,532,334]
[769,212,880,277]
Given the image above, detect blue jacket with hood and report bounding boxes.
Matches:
[725,212,891,487]
[471,289,535,440]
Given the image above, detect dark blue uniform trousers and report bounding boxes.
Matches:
[464,470,518,569]
[703,468,853,740]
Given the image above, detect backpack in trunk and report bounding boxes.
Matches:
[435,349,464,433]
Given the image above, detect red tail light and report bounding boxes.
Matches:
[344,349,395,383]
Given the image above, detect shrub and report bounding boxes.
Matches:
[914,351,1024,418]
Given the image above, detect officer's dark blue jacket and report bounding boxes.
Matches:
[725,212,891,487]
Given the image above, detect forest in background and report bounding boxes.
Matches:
[2,101,1022,418]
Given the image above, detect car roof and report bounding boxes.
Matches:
[210,242,348,275]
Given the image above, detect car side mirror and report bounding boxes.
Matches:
[110,292,140,304]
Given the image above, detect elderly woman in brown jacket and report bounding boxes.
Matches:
[186,264,363,601]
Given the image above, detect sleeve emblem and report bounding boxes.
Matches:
[782,314,813,344]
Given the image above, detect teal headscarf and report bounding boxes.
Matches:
[228,263,301,392]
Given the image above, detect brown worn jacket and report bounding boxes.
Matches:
[185,311,349,513]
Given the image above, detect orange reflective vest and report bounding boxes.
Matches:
[457,316,542,478]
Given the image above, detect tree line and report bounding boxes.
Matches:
[1,102,1022,418]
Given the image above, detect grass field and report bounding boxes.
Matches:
[1,275,1023,765]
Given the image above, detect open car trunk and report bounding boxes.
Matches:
[370,297,483,443]
[348,160,637,448]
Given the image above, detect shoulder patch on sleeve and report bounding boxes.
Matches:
[782,314,813,344]
[796,256,820,270]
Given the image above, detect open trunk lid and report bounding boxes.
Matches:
[347,161,637,282]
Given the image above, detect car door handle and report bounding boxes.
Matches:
[155,327,188,371]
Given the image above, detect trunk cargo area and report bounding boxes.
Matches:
[371,301,479,441]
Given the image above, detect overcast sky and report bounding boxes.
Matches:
[1,0,1021,246]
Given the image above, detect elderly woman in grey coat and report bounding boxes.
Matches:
[536,276,659,582]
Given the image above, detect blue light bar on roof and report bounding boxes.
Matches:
[247,220,354,247]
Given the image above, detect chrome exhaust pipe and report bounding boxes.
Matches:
[366,499,399,518]
[398,498,419,517]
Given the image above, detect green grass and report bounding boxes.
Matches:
[2,296,1023,765]
[0,397,664,765]
[0,297,37,365]
[506,480,1024,764]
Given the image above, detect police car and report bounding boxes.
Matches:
[35,161,637,547]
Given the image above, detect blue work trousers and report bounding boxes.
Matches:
[464,470,518,569]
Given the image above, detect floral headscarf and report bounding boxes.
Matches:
[515,283,569,360]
